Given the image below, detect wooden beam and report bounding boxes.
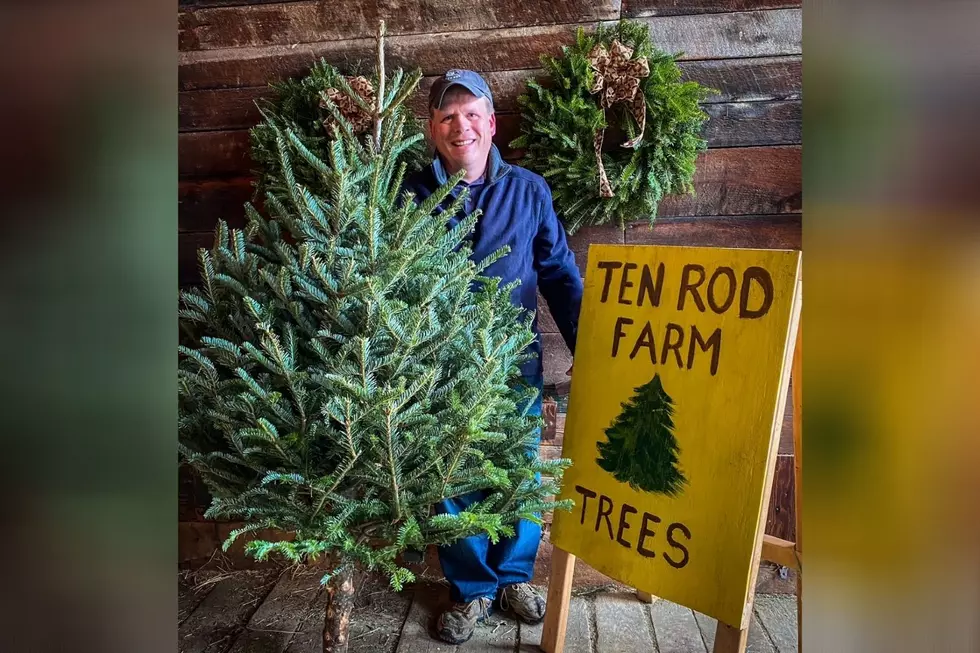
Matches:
[179,24,581,91]
[714,621,750,653]
[656,145,801,217]
[793,320,803,556]
[636,591,657,604]
[178,176,255,233]
[178,72,535,132]
[542,397,558,441]
[181,0,801,12]
[180,0,283,6]
[792,317,803,652]
[684,56,802,104]
[179,464,212,521]
[179,521,220,563]
[179,0,620,51]
[761,534,799,571]
[624,9,801,60]
[179,57,801,132]
[178,100,800,155]
[179,129,252,178]
[541,546,576,653]
[178,107,800,176]
[179,86,269,132]
[504,101,802,152]
[180,11,802,91]
[625,214,802,251]
[416,62,810,118]
[765,455,797,541]
[702,100,801,148]
[623,0,800,17]
[779,381,795,454]
[739,266,802,633]
[179,146,801,242]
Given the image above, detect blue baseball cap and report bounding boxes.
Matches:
[429,69,494,111]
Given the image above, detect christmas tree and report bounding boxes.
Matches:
[596,373,687,496]
[178,22,569,653]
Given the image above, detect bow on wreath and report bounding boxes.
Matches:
[588,40,650,197]
[320,75,376,135]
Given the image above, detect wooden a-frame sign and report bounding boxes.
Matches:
[542,244,802,653]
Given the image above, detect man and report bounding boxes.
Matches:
[402,69,583,644]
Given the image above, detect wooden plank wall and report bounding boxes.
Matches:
[178,0,802,551]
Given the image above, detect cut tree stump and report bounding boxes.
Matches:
[323,566,357,653]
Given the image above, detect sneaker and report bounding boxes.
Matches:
[435,596,492,644]
[499,583,546,624]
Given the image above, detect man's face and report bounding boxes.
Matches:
[429,92,496,182]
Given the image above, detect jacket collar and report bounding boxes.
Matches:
[431,144,511,187]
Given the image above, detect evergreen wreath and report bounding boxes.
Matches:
[250,58,428,199]
[510,21,715,234]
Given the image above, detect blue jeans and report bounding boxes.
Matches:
[435,380,544,603]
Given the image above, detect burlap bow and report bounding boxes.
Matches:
[587,40,650,197]
[320,75,376,135]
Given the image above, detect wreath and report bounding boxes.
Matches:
[510,21,715,234]
[249,59,428,199]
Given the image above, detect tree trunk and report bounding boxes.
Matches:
[322,564,356,653]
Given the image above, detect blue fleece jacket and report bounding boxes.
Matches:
[403,145,583,383]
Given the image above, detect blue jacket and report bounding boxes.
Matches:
[403,145,583,383]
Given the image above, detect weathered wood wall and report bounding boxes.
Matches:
[178,0,802,556]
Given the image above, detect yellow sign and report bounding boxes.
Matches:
[551,244,801,629]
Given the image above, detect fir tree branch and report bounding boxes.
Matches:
[383,408,403,521]
[383,69,423,119]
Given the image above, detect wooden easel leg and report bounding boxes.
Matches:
[713,621,749,653]
[541,546,576,653]
[792,319,803,652]
[636,590,657,604]
[796,554,803,653]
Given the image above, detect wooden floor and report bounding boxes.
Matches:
[179,566,798,653]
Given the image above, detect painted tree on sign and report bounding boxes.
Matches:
[596,373,687,496]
